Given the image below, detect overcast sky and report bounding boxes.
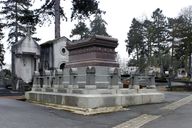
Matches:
[3,0,192,67]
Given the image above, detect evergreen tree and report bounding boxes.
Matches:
[151,8,168,75]
[167,17,184,73]
[125,8,168,74]
[90,14,109,36]
[36,0,102,38]
[0,0,39,46]
[125,7,192,77]
[70,14,109,40]
[142,19,155,66]
[70,21,90,39]
[125,18,146,72]
[175,8,192,76]
[167,5,192,76]
[180,6,192,77]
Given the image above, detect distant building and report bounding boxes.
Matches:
[126,66,160,76]
[40,36,70,71]
[12,34,40,84]
[147,66,160,76]
[127,66,138,75]
[177,68,187,78]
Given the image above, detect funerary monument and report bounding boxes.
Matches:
[12,33,40,84]
[25,35,164,114]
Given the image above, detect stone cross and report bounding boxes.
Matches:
[26,24,32,35]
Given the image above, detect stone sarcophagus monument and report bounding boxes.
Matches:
[62,35,121,89]
[26,35,164,113]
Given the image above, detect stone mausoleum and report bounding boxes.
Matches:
[12,33,40,85]
[25,35,164,113]
[12,32,69,89]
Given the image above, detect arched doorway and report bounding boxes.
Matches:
[60,63,65,69]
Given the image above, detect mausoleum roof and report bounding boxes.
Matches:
[40,36,70,46]
[12,34,40,56]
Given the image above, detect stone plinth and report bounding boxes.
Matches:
[26,89,164,109]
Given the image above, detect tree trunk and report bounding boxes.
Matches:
[158,42,163,77]
[136,44,140,73]
[54,0,60,38]
[136,45,139,65]
[188,54,192,78]
[148,41,152,66]
[12,1,18,76]
[15,1,18,43]
[11,1,18,90]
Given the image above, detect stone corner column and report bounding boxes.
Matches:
[108,67,120,89]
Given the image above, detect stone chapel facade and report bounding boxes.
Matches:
[40,36,70,71]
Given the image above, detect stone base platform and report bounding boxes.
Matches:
[25,89,164,112]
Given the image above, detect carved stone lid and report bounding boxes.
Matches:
[66,35,118,50]
[65,35,119,68]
